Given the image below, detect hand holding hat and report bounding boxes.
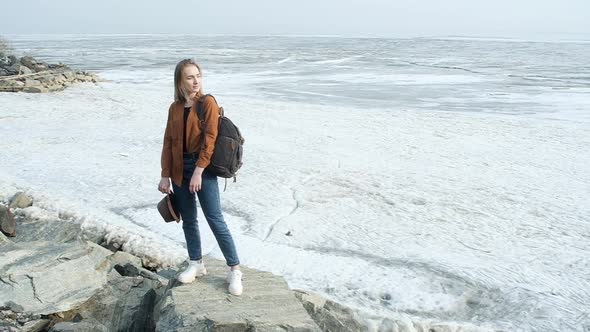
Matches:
[157,193,180,223]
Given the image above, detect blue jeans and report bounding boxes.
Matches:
[171,154,240,266]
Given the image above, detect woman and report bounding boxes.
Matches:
[158,59,243,296]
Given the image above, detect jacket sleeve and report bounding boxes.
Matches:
[160,104,174,177]
[196,96,220,168]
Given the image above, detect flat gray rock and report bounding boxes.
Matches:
[155,258,320,332]
[0,240,112,314]
[8,216,86,244]
[49,321,108,332]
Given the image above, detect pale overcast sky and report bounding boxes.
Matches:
[1,0,588,38]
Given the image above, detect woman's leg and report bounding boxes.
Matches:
[196,170,240,267]
[172,159,202,261]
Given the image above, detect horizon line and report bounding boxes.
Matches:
[3,32,590,44]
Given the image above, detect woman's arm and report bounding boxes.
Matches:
[161,104,174,178]
[159,105,174,193]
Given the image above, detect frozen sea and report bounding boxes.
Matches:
[1,34,589,331]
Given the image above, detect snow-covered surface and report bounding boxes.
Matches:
[1,35,589,331]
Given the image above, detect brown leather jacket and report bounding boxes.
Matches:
[161,95,220,187]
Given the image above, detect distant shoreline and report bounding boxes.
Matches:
[3,32,590,44]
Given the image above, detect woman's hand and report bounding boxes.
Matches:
[189,167,205,193]
[158,177,171,194]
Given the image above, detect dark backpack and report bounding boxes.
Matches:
[196,95,244,186]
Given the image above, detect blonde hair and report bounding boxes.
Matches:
[174,59,203,104]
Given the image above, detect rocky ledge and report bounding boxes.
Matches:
[0,54,98,93]
[0,192,322,332]
[0,192,374,332]
[0,191,489,332]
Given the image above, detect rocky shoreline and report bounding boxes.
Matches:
[0,53,98,93]
[0,191,492,332]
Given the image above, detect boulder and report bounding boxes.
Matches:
[8,55,18,66]
[9,192,33,209]
[0,205,16,237]
[293,290,365,332]
[67,275,163,332]
[155,259,320,332]
[3,65,19,75]
[19,65,33,75]
[0,240,112,314]
[0,55,17,67]
[0,55,9,66]
[20,56,37,69]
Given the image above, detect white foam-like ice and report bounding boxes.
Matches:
[326,72,492,85]
[1,77,589,331]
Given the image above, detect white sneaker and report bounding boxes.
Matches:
[227,270,243,295]
[178,260,207,283]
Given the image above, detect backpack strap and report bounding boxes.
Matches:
[196,94,222,117]
[195,95,206,155]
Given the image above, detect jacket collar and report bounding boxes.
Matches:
[174,94,202,112]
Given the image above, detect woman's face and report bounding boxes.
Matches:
[182,65,202,96]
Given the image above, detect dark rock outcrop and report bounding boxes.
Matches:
[0,205,16,237]
[0,192,323,332]
[0,53,99,93]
